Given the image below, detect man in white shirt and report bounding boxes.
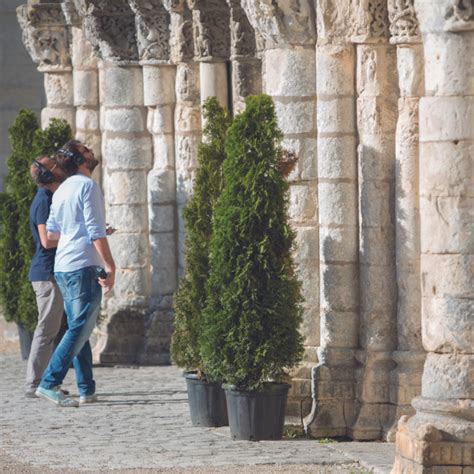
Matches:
[35,140,115,407]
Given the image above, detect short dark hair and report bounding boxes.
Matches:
[55,140,84,177]
[30,155,51,186]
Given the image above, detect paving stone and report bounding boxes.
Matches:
[0,354,393,473]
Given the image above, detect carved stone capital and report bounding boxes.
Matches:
[351,0,390,44]
[17,2,71,71]
[129,0,171,64]
[315,0,353,44]
[187,0,230,61]
[227,0,256,59]
[74,0,138,63]
[163,0,194,62]
[241,0,316,48]
[388,0,421,44]
[61,0,82,26]
[445,0,474,31]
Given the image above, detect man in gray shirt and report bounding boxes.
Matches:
[25,156,67,398]
[35,140,115,407]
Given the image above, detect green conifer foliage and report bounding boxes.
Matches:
[171,97,232,371]
[0,111,71,330]
[201,94,304,390]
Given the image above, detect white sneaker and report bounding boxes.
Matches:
[79,393,97,404]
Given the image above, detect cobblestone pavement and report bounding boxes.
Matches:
[0,354,394,473]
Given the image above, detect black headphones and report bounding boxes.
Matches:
[32,160,55,184]
[58,148,85,165]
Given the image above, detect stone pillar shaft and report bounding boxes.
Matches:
[241,0,319,419]
[267,44,319,418]
[174,62,201,277]
[75,0,156,364]
[164,1,201,277]
[350,2,399,439]
[128,0,178,364]
[141,63,177,364]
[393,0,474,471]
[199,62,228,107]
[307,40,359,437]
[387,0,425,441]
[71,23,101,184]
[100,62,152,314]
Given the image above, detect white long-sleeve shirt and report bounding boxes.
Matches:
[47,174,106,272]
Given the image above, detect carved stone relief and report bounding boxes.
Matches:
[445,0,474,31]
[351,0,389,43]
[227,0,256,58]
[188,0,230,61]
[163,0,194,62]
[388,0,420,43]
[241,0,316,47]
[129,0,171,62]
[74,0,138,62]
[17,3,71,70]
[61,0,82,26]
[175,63,199,101]
[315,0,354,43]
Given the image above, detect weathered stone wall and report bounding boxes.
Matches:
[0,0,45,191]
[17,1,473,469]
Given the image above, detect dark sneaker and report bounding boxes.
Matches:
[25,389,37,398]
[53,385,70,396]
[35,387,79,407]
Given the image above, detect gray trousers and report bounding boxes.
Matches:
[25,279,64,392]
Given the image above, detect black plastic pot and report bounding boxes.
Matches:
[224,383,290,441]
[185,372,229,427]
[16,323,34,360]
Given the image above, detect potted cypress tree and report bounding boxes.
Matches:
[0,111,71,359]
[170,97,231,427]
[201,94,304,441]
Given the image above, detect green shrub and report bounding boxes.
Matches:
[171,97,232,372]
[0,111,71,330]
[201,94,304,390]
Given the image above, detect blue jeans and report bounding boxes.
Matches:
[39,267,102,396]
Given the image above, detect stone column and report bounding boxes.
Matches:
[387,0,425,441]
[242,0,318,420]
[130,0,177,364]
[304,1,359,437]
[227,0,261,114]
[164,0,201,277]
[393,1,474,471]
[17,1,75,131]
[62,1,102,184]
[350,1,399,440]
[188,0,230,109]
[77,0,153,364]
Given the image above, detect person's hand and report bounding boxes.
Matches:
[106,224,117,236]
[98,268,115,294]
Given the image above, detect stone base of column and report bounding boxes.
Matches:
[392,398,474,473]
[386,351,426,441]
[349,402,394,441]
[138,309,174,365]
[350,351,395,440]
[92,307,173,365]
[303,362,356,438]
[287,347,317,420]
[386,404,416,443]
